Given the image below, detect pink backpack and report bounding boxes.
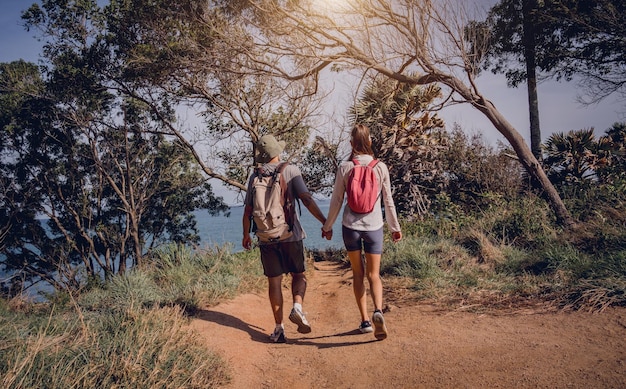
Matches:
[346,159,380,214]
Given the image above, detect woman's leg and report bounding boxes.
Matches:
[364,252,383,311]
[347,249,369,322]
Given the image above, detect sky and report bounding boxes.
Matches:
[2,0,624,202]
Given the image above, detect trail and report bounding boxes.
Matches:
[190,261,626,388]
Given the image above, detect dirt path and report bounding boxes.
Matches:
[190,261,626,388]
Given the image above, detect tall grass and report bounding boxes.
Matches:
[0,306,229,389]
[0,244,265,388]
[381,190,626,311]
[78,243,264,315]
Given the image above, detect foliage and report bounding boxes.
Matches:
[345,79,526,220]
[381,184,626,311]
[594,122,626,183]
[542,123,626,186]
[544,129,602,183]
[382,237,440,279]
[473,0,546,157]
[481,0,626,104]
[439,125,524,213]
[561,180,626,259]
[299,139,340,196]
[348,75,447,217]
[20,0,323,187]
[474,194,558,249]
[78,243,264,314]
[0,59,229,295]
[245,0,575,225]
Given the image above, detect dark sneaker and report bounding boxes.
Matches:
[289,308,312,334]
[372,310,388,340]
[359,320,374,333]
[269,327,286,343]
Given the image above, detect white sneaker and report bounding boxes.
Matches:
[372,310,388,340]
[289,308,312,334]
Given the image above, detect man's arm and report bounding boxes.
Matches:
[298,192,327,225]
[242,204,253,250]
[287,165,327,225]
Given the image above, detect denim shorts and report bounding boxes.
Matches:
[342,226,384,254]
[259,240,306,277]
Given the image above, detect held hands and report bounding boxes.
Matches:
[321,228,333,241]
[392,231,402,243]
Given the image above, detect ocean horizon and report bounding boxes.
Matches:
[195,198,345,252]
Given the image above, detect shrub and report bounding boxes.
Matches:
[475,194,558,249]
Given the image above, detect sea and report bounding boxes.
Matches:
[1,199,344,300]
[195,198,345,252]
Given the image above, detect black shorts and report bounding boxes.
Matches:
[342,226,384,254]
[259,240,306,277]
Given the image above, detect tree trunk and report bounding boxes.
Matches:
[522,0,542,161]
[473,96,575,227]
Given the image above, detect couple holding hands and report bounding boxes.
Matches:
[242,124,402,343]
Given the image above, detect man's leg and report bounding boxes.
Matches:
[268,274,284,325]
[284,241,311,333]
[291,272,306,305]
[288,271,311,334]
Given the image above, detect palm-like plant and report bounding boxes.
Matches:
[542,125,626,185]
[543,129,599,184]
[349,75,446,218]
[598,122,626,182]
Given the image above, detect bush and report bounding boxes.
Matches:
[475,194,558,249]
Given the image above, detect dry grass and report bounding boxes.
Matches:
[0,306,230,389]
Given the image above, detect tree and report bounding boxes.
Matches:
[478,0,544,160]
[349,75,446,218]
[482,0,626,109]
[244,0,576,227]
[543,123,626,186]
[0,60,50,294]
[599,122,626,182]
[23,0,324,197]
[0,56,228,294]
[539,0,626,105]
[543,129,598,184]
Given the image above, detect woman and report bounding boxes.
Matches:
[321,124,402,340]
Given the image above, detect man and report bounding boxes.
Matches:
[242,134,327,343]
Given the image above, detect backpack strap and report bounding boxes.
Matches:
[276,162,289,207]
[275,162,301,231]
[364,159,382,200]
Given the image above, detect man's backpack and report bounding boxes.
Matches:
[346,158,380,214]
[250,162,294,242]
